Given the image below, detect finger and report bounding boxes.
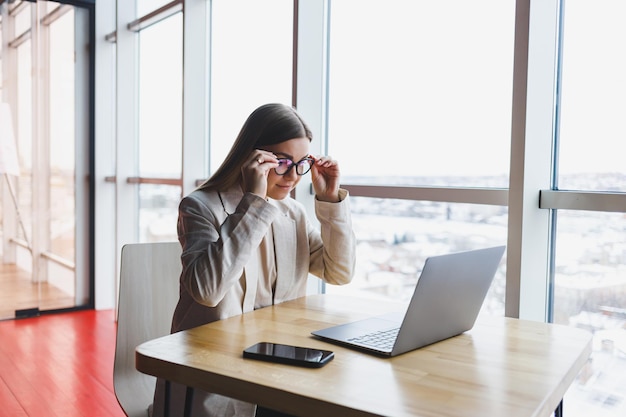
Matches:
[253,150,279,165]
[316,159,340,175]
[313,155,336,167]
[253,153,268,165]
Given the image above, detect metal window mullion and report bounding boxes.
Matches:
[127,0,182,33]
[7,27,29,48]
[40,5,72,27]
[540,190,626,212]
[31,1,51,284]
[294,0,329,210]
[294,0,329,295]
[506,0,560,321]
[182,0,209,196]
[1,3,19,265]
[74,6,91,307]
[93,0,117,310]
[342,185,509,207]
[8,1,28,17]
[115,0,140,257]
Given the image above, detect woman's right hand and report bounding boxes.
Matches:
[241,150,278,198]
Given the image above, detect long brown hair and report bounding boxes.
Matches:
[198,103,313,191]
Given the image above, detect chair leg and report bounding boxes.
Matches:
[555,399,563,417]
[255,406,296,417]
[183,386,194,417]
[164,380,170,417]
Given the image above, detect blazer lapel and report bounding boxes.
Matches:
[271,212,296,302]
[221,188,260,312]
[223,190,296,309]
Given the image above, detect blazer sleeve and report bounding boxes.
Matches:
[308,188,356,285]
[177,190,279,307]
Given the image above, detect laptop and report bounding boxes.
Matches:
[312,245,506,357]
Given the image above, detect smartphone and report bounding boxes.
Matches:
[243,342,334,368]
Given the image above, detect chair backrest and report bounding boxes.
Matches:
[114,242,182,417]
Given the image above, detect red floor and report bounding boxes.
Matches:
[0,309,126,417]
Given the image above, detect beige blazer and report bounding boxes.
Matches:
[152,186,356,417]
[171,185,356,332]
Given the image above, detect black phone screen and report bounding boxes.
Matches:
[243,342,334,368]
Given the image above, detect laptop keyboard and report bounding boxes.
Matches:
[348,327,400,350]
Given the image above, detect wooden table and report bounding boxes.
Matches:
[135,294,592,417]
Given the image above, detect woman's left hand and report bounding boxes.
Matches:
[310,155,341,202]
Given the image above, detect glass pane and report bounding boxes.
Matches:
[14,4,31,35]
[17,41,32,246]
[210,0,293,174]
[1,37,36,319]
[138,184,180,243]
[138,12,183,178]
[328,0,514,187]
[325,197,508,316]
[555,211,626,416]
[49,8,75,261]
[558,1,626,191]
[44,7,76,311]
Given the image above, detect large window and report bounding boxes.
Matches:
[138,13,182,180]
[47,6,78,306]
[1,1,93,318]
[329,197,508,315]
[81,2,626,416]
[131,0,295,243]
[209,0,293,173]
[322,1,625,416]
[554,1,626,414]
[557,1,626,193]
[137,10,183,243]
[326,0,514,315]
[328,0,514,187]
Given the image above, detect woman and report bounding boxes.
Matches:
[152,103,356,417]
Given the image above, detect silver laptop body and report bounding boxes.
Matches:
[311,245,506,357]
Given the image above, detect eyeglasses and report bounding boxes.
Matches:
[275,156,314,176]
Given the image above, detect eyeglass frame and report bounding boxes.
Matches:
[274,156,315,176]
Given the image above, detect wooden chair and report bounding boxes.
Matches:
[114,242,182,417]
